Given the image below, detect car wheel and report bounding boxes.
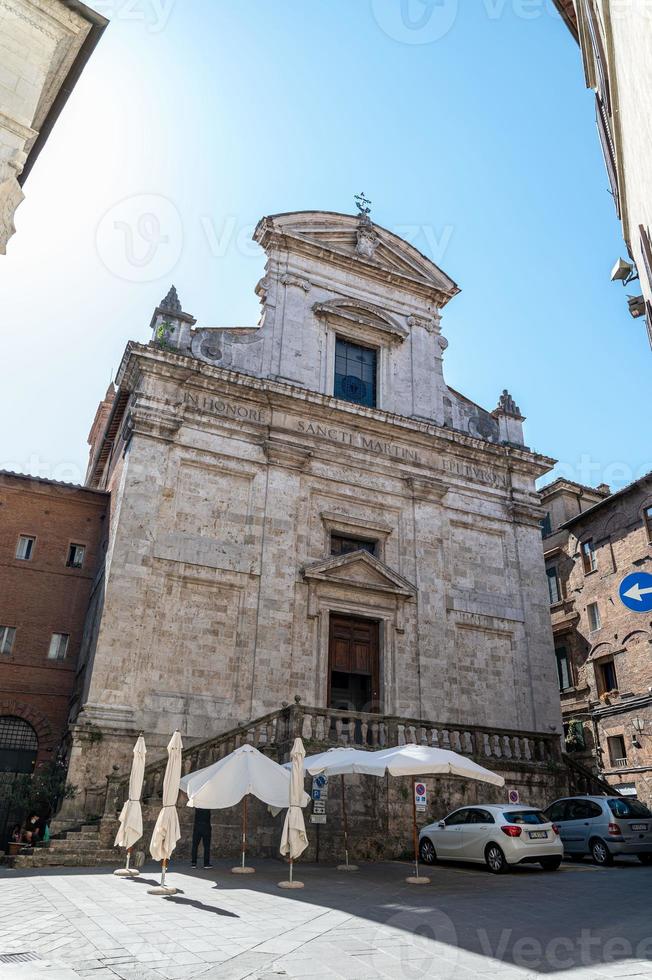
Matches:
[590,838,613,866]
[485,843,509,874]
[419,838,437,865]
[540,858,562,872]
[638,854,652,866]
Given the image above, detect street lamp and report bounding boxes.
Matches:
[633,717,646,734]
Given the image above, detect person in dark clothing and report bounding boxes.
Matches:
[191,807,212,868]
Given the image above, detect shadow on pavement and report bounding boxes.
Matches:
[163,894,238,917]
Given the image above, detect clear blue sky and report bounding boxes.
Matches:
[1,0,649,490]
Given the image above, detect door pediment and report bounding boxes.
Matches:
[302,550,416,598]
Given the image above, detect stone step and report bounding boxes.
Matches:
[63,830,100,841]
[12,850,121,869]
[47,840,105,853]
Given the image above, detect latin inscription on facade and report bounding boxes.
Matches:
[184,391,266,424]
[295,420,420,462]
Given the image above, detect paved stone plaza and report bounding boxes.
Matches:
[0,859,651,980]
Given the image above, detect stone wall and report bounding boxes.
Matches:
[0,0,106,253]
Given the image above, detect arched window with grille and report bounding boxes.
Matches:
[0,717,38,774]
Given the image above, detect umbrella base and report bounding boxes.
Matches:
[278,880,304,889]
[147,886,178,895]
[406,875,430,885]
[231,866,255,874]
[113,868,140,877]
[337,864,359,872]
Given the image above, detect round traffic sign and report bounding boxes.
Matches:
[415,783,426,796]
[619,572,652,612]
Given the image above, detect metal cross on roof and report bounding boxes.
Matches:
[354,192,372,217]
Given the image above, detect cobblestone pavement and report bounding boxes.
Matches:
[0,858,651,980]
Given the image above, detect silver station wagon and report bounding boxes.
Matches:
[544,796,652,866]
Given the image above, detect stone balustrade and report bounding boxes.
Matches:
[103,703,562,818]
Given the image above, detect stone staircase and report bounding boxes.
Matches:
[562,752,618,796]
[4,821,122,869]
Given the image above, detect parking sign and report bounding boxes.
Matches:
[415,782,427,812]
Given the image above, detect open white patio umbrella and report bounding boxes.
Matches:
[279,737,309,889]
[148,730,183,895]
[368,744,505,884]
[300,747,378,872]
[114,734,146,877]
[180,743,306,874]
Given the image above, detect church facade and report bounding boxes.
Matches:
[66,209,562,804]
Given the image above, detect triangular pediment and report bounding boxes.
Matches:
[302,550,416,598]
[255,211,459,304]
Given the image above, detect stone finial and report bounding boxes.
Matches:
[149,284,196,353]
[159,284,182,314]
[495,389,522,418]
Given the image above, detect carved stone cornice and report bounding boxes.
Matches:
[407,313,440,334]
[510,499,545,528]
[264,438,312,470]
[406,476,448,502]
[280,273,311,292]
[124,406,182,445]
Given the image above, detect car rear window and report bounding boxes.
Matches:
[608,799,652,819]
[504,810,547,825]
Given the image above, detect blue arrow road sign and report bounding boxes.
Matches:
[619,572,652,612]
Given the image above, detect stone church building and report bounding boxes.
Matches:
[63,209,566,822]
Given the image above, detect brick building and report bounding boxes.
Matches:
[540,474,652,804]
[0,472,108,779]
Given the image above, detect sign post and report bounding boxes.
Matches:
[311,774,328,825]
[619,572,652,613]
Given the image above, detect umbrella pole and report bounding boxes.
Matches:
[242,796,246,869]
[337,774,358,872]
[231,795,255,874]
[406,777,430,885]
[148,858,178,895]
[114,845,140,878]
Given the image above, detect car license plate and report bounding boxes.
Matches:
[528,831,547,839]
[631,824,647,831]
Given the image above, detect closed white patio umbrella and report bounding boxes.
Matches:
[148,730,183,895]
[279,737,309,889]
[114,734,146,877]
[180,743,306,874]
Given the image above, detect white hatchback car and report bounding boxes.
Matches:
[419,804,563,874]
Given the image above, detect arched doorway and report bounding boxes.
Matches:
[0,716,38,774]
[0,716,38,846]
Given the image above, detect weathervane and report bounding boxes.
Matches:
[354,192,372,217]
